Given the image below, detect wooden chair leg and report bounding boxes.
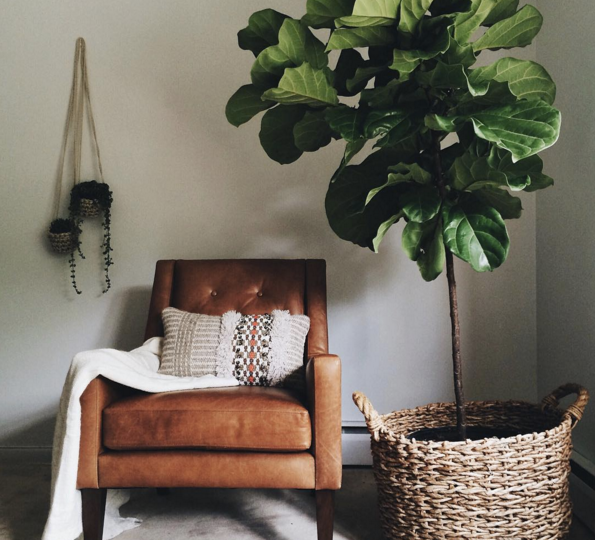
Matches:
[81,488,107,540]
[315,490,335,540]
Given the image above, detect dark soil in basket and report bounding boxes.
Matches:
[408,425,534,442]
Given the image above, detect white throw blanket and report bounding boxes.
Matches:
[42,337,239,540]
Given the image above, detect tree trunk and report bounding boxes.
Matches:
[431,132,467,440]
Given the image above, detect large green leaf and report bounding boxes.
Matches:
[442,199,510,271]
[353,0,402,18]
[325,160,401,251]
[473,187,522,219]
[251,45,294,89]
[333,49,367,96]
[326,145,422,250]
[331,139,368,181]
[454,0,497,43]
[523,172,553,192]
[225,85,275,127]
[487,147,554,192]
[388,162,432,184]
[416,61,488,96]
[429,100,561,161]
[402,220,434,260]
[417,224,446,281]
[482,0,519,26]
[262,63,339,106]
[259,106,306,164]
[469,58,556,105]
[278,19,328,69]
[453,80,518,115]
[325,105,366,141]
[390,51,422,76]
[448,149,529,191]
[367,162,432,203]
[425,113,464,132]
[473,5,542,52]
[346,65,386,93]
[398,0,434,35]
[470,100,561,161]
[336,15,395,27]
[238,9,290,56]
[389,29,450,76]
[303,0,356,28]
[400,185,442,222]
[293,110,333,151]
[372,214,403,251]
[442,30,476,67]
[364,107,424,147]
[326,27,396,50]
[360,79,401,108]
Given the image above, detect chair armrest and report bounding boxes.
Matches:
[306,354,342,490]
[77,376,133,488]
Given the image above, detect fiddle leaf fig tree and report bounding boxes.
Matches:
[226,0,560,440]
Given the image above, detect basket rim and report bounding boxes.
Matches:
[375,398,571,448]
[48,231,75,237]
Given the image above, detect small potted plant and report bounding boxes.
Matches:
[226,1,589,538]
[68,180,114,294]
[69,180,112,218]
[48,218,78,254]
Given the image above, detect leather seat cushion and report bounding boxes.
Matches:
[103,386,312,452]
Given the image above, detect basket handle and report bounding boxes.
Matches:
[353,392,385,441]
[541,383,589,428]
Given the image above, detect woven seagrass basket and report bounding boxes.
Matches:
[48,231,76,254]
[353,383,589,540]
[78,198,101,217]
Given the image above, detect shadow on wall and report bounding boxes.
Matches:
[0,413,57,447]
[0,287,152,448]
[103,286,154,350]
[228,179,399,309]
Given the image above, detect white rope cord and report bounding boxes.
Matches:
[54,39,82,218]
[73,39,84,187]
[79,38,105,183]
[53,37,105,219]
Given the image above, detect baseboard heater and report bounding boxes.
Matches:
[570,452,595,534]
[342,423,372,466]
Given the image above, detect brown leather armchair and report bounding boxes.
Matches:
[77,259,342,540]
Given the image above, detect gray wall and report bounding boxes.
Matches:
[536,1,595,464]
[0,0,538,447]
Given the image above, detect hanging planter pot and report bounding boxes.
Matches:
[48,38,114,294]
[68,180,113,294]
[69,180,112,218]
[69,180,114,293]
[78,198,100,217]
[48,218,78,254]
[353,384,589,540]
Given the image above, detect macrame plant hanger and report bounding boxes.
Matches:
[48,37,113,295]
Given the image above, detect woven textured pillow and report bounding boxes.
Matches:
[159,307,222,377]
[159,307,310,390]
[217,310,310,391]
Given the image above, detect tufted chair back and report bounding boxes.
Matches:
[144,259,328,360]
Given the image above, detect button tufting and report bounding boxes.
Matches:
[211,291,218,297]
[257,291,263,297]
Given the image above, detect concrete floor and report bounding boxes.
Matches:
[0,457,593,540]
